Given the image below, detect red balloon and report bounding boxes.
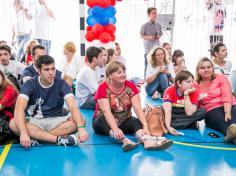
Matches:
[111,34,116,41]
[105,24,116,34]
[92,24,104,35]
[110,0,116,6]
[85,31,97,42]
[87,0,98,7]
[97,0,111,8]
[116,0,122,1]
[99,32,111,43]
[86,26,92,32]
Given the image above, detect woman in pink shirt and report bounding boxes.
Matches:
[196,57,236,144]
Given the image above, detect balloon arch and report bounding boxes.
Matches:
[85,0,122,43]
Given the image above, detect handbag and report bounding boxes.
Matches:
[143,104,168,137]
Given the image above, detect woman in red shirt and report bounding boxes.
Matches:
[196,57,236,144]
[93,61,173,151]
[0,70,19,134]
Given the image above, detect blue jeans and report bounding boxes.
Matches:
[37,39,51,54]
[145,73,169,96]
[144,54,148,78]
[206,105,236,135]
[16,34,30,61]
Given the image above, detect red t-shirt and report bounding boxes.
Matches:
[93,80,139,125]
[163,84,199,108]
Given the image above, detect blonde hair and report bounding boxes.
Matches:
[195,57,216,83]
[64,42,76,54]
[25,40,38,54]
[106,60,126,78]
[147,46,170,67]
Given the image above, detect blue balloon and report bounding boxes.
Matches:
[103,6,116,17]
[109,17,116,24]
[99,17,109,26]
[91,6,103,17]
[86,16,99,26]
[87,8,92,16]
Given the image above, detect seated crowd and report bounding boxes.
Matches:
[0,40,236,152]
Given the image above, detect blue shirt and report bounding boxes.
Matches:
[20,76,73,118]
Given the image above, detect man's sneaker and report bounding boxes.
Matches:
[57,135,78,147]
[224,124,236,142]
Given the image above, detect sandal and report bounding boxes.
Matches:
[122,138,139,152]
[141,136,173,150]
[152,91,161,100]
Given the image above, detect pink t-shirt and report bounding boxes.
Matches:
[93,80,139,125]
[198,74,236,112]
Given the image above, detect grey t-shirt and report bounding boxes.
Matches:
[140,21,163,54]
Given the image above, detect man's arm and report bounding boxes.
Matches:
[140,34,156,40]
[66,95,88,143]
[42,0,54,18]
[14,96,31,148]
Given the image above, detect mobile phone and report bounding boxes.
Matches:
[208,132,220,138]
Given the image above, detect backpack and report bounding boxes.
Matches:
[143,104,168,137]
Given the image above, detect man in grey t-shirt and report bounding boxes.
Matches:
[140,7,163,77]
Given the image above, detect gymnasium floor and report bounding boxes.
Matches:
[0,97,236,176]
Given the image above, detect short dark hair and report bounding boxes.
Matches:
[162,42,170,48]
[0,45,11,54]
[174,70,194,87]
[86,46,102,63]
[32,45,45,56]
[147,7,157,15]
[35,55,55,69]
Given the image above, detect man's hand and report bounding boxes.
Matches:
[78,128,89,143]
[20,131,31,148]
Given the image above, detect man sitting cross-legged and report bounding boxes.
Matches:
[10,55,88,148]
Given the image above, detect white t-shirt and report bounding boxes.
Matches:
[207,2,226,35]
[214,60,232,78]
[95,66,106,83]
[34,4,52,39]
[75,65,98,107]
[14,9,32,35]
[145,62,175,80]
[59,54,84,80]
[0,60,26,78]
[118,56,126,66]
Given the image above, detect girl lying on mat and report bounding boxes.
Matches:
[92,61,173,151]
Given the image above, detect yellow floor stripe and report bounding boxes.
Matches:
[0,144,12,170]
[174,141,236,151]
